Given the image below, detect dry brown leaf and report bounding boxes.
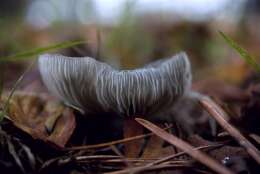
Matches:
[141,124,176,159]
[1,91,76,148]
[141,134,165,158]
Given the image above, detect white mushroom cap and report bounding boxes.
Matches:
[38,52,192,117]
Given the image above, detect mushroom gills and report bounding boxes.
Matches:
[38,52,192,117]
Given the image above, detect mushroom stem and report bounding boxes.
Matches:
[123,117,144,158]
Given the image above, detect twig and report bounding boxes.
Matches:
[76,143,221,165]
[66,133,151,151]
[250,134,260,145]
[130,163,191,172]
[75,155,121,161]
[147,143,223,166]
[200,97,260,164]
[110,145,133,168]
[105,163,192,174]
[66,125,172,151]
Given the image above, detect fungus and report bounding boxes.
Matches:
[39,52,192,156]
[38,52,192,117]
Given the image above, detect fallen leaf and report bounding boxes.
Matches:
[0,91,76,148]
[141,123,175,159]
[141,134,165,158]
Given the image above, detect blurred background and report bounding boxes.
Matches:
[1,0,260,86]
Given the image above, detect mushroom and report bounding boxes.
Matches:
[38,52,192,155]
[38,52,191,117]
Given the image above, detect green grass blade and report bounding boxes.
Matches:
[219,31,260,72]
[0,40,86,62]
[0,112,4,122]
[0,63,5,121]
[0,63,4,97]
[0,60,35,122]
